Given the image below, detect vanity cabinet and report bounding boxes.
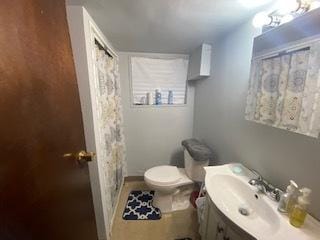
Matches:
[201,196,256,240]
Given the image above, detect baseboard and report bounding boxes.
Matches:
[124,176,144,182]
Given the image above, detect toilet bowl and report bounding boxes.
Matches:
[144,165,194,213]
[144,149,210,213]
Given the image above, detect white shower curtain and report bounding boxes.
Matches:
[245,41,320,138]
[93,43,127,228]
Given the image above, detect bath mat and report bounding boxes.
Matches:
[122,190,161,220]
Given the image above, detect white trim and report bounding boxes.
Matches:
[67,6,119,240]
[67,6,107,240]
[82,9,111,240]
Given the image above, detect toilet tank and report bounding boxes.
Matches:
[184,149,209,182]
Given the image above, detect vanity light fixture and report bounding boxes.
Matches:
[252,0,319,28]
[275,0,300,15]
[252,12,272,28]
[252,12,283,28]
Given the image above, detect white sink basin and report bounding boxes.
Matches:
[205,164,320,240]
[208,174,280,235]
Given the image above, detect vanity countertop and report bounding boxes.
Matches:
[205,164,320,240]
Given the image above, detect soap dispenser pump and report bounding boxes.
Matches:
[278,180,298,213]
[290,188,312,228]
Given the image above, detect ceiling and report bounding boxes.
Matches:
[66,0,272,54]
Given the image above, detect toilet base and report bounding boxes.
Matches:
[152,184,194,213]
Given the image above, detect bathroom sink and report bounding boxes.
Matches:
[205,164,320,240]
[207,174,280,236]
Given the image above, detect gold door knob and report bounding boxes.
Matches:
[63,150,96,164]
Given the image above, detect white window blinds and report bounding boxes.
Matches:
[130,56,188,105]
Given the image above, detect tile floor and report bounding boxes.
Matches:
[111,180,201,240]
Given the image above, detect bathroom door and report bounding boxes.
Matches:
[0,1,98,240]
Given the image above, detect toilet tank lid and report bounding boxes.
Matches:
[182,138,216,162]
[144,165,181,185]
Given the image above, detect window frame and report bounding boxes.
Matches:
[128,53,189,108]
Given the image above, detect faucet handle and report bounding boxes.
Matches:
[248,178,266,193]
[268,188,283,202]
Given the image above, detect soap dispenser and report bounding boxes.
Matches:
[290,188,312,228]
[278,180,298,213]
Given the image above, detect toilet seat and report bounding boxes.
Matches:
[144,165,182,186]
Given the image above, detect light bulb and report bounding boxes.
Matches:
[252,12,272,28]
[281,14,294,24]
[276,0,300,14]
[310,0,320,10]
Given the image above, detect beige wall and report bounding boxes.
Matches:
[193,21,320,219]
[119,52,195,176]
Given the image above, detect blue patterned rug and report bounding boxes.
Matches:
[122,190,161,220]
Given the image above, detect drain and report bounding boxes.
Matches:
[238,207,250,216]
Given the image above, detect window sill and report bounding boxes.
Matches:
[130,103,188,108]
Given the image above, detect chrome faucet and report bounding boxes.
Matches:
[248,170,282,202]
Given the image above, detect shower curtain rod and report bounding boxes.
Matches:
[94,38,113,58]
[262,46,310,60]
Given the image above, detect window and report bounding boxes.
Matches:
[130,56,189,106]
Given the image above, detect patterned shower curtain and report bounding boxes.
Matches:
[245,41,320,138]
[93,43,127,227]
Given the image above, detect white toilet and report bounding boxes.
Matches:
[144,149,209,213]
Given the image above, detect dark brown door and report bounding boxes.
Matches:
[0,0,98,239]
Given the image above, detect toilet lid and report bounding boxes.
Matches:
[144,165,182,186]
